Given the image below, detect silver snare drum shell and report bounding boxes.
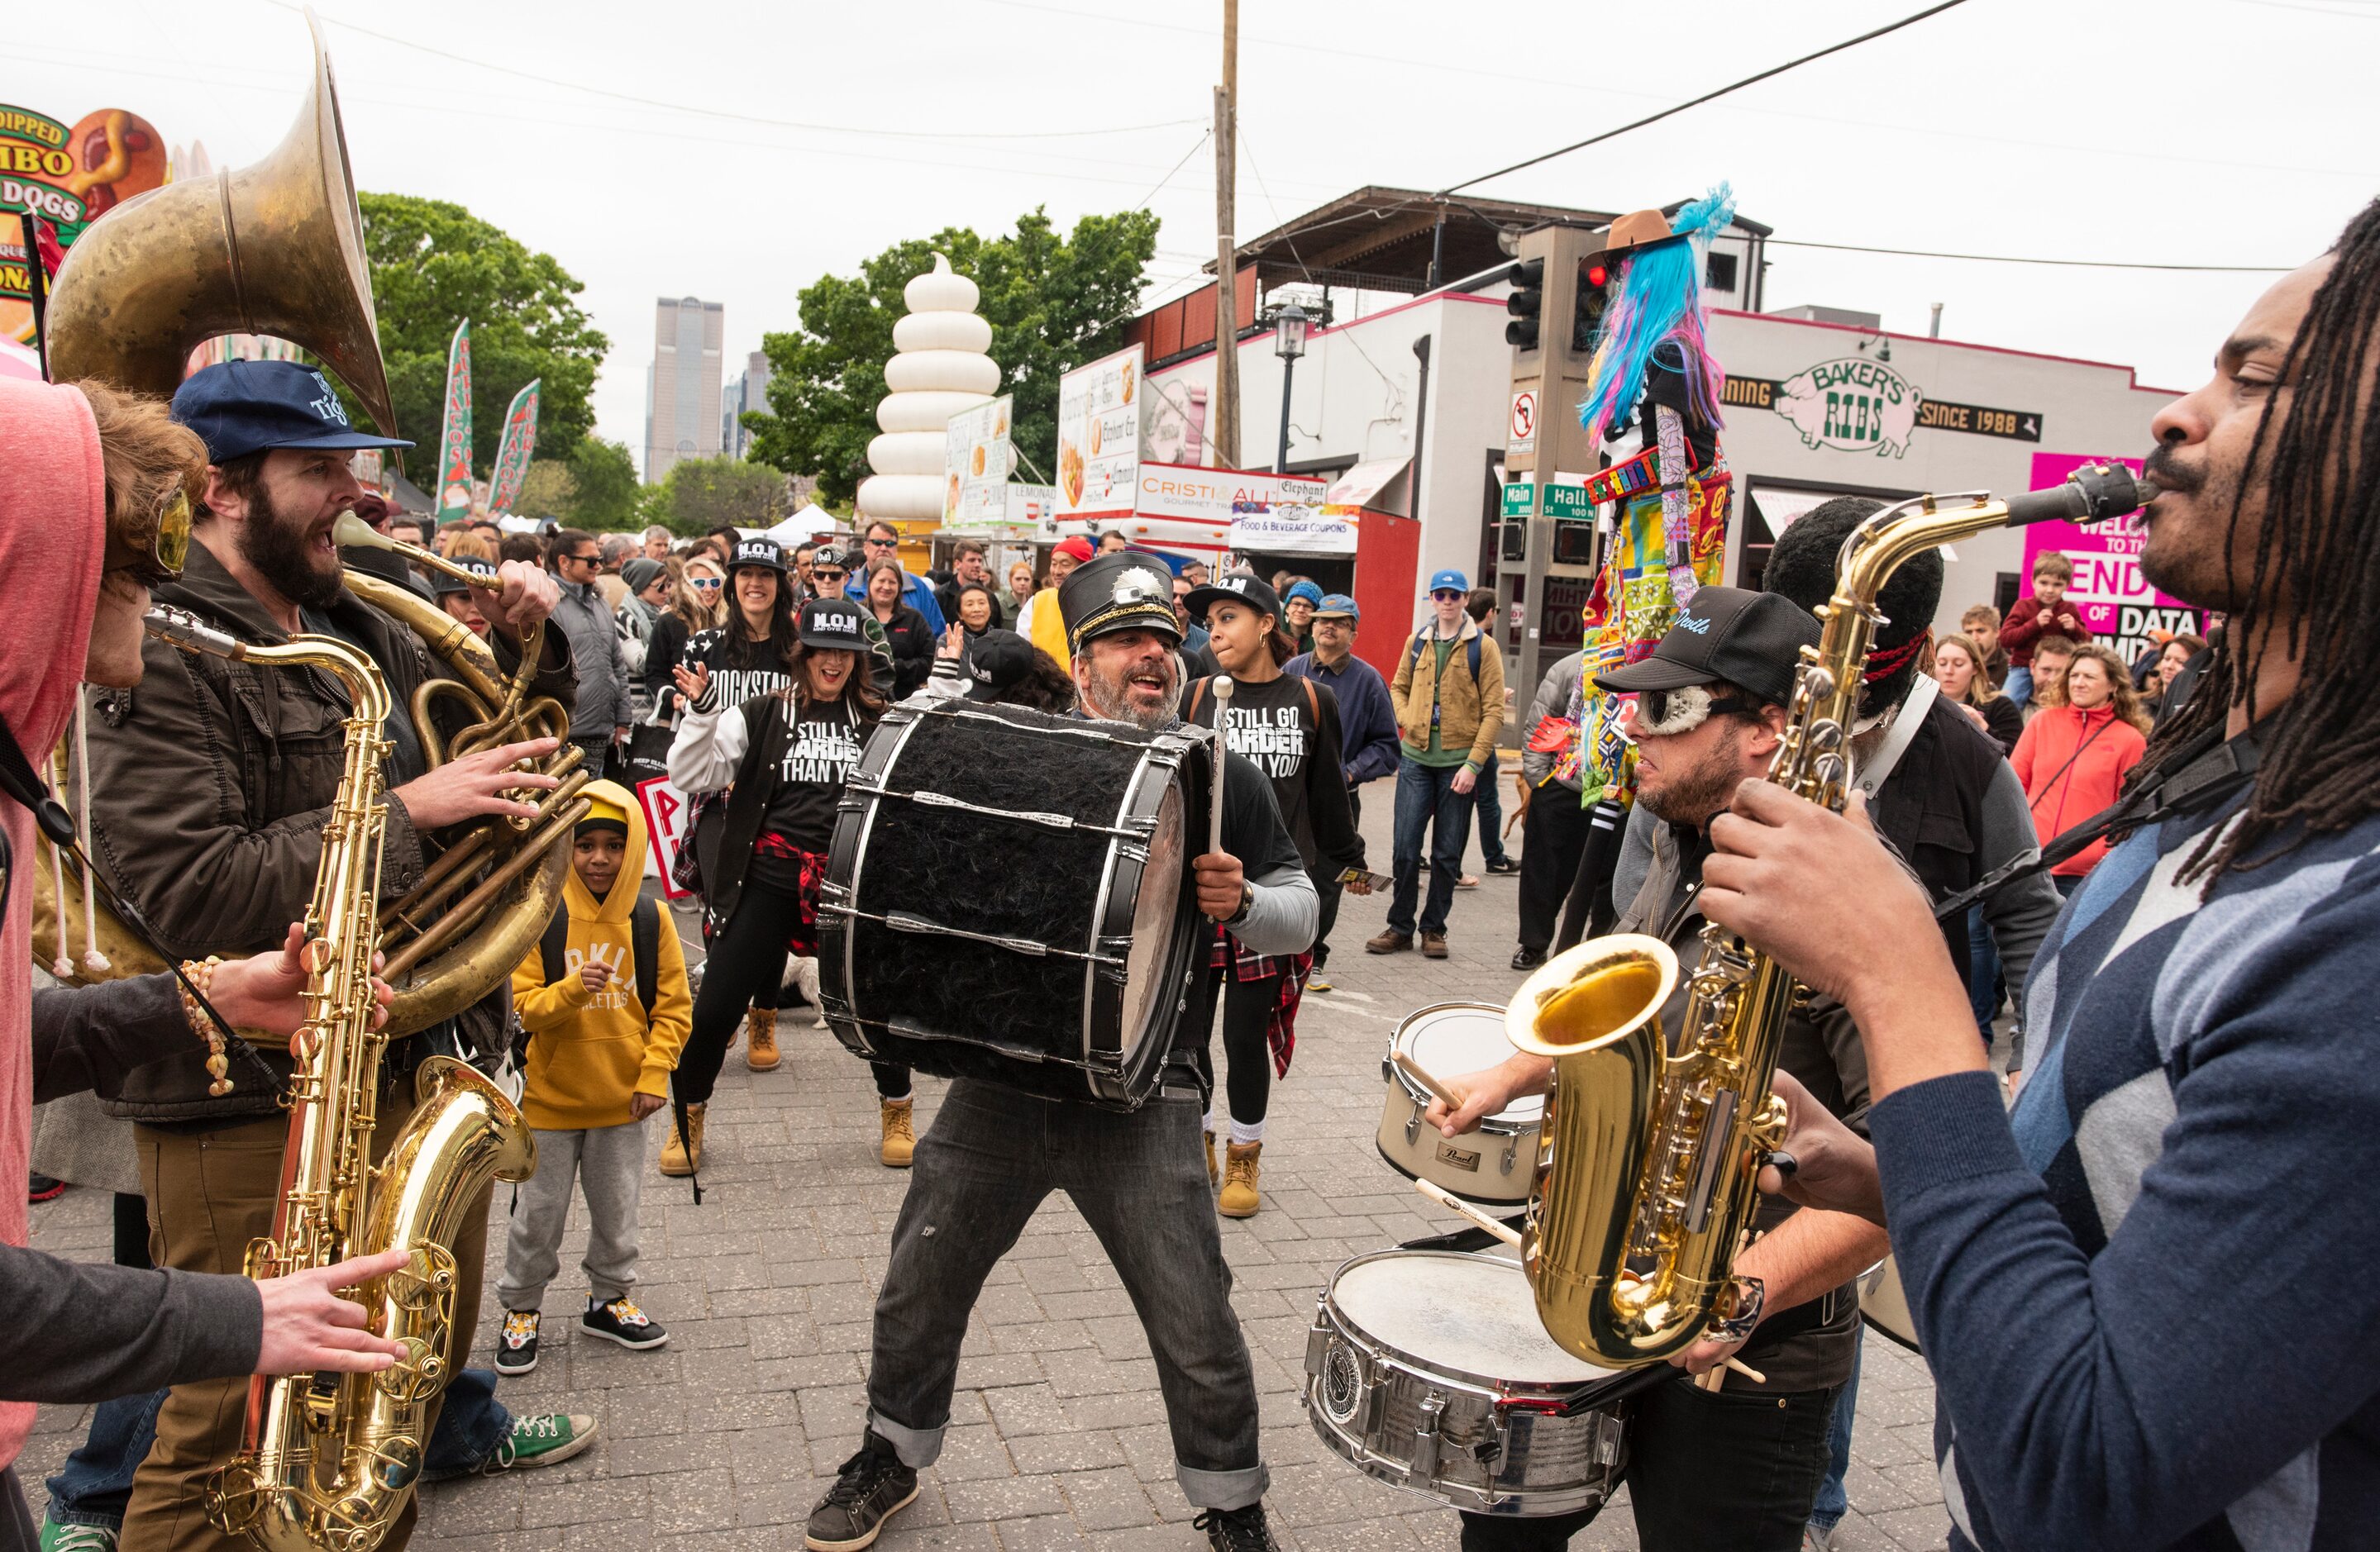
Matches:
[1303,1250,1633,1516]
[1376,1002,1544,1207]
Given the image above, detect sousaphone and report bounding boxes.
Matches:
[34,10,588,1035]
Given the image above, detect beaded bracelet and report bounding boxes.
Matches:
[179,955,233,1097]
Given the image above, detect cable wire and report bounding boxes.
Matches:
[1440,0,1969,194]
[1133,131,1213,211]
[1765,238,2295,273]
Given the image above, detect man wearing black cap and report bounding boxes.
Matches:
[809,551,1316,1552]
[1421,588,1887,1552]
[79,359,598,1547]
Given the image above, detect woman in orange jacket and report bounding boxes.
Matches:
[2009,643,2151,893]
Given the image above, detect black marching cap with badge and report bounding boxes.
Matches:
[798,596,872,652]
[1183,571,1281,625]
[729,536,787,574]
[170,359,414,463]
[1058,552,1183,653]
[1594,586,1819,706]
[961,629,1036,701]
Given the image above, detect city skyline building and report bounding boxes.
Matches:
[643,294,724,482]
[723,349,770,459]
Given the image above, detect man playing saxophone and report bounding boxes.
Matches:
[77,360,593,1551]
[1425,588,1891,1552]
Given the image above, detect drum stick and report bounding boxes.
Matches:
[1393,1051,1463,1112]
[1208,676,1232,857]
[1410,1178,1524,1247]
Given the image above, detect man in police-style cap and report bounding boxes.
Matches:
[76,358,597,1546]
[1419,586,1892,1552]
[812,549,1318,1552]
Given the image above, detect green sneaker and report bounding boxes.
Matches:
[38,1521,119,1551]
[480,1412,599,1473]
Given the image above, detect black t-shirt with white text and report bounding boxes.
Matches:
[1180,671,1363,882]
[747,698,864,888]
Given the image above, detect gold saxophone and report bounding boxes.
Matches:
[1505,464,2151,1369]
[138,608,537,1552]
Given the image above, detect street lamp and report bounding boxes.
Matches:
[1272,302,1309,475]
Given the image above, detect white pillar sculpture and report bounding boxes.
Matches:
[856,252,999,524]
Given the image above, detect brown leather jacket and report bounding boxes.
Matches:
[83,540,574,1125]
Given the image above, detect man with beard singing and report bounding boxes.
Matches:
[78,361,595,1550]
[804,553,1317,1552]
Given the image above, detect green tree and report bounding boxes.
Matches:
[562,439,643,531]
[348,193,608,472]
[645,455,789,537]
[746,207,1158,506]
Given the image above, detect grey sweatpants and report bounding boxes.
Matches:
[497,1120,648,1311]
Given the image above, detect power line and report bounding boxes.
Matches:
[1766,238,2295,273]
[1133,131,1212,211]
[1443,0,1969,194]
[274,1,1205,143]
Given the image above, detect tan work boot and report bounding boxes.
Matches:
[660,1103,704,1177]
[1204,1130,1219,1187]
[746,1006,781,1071]
[1218,1141,1262,1217]
[880,1098,916,1168]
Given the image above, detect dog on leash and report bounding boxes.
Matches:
[781,955,825,1027]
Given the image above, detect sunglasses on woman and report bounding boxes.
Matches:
[691,576,723,590]
[814,569,847,585]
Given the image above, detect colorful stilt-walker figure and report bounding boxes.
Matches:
[1572,186,1737,806]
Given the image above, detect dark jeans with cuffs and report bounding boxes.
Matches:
[1457,1371,1839,1552]
[866,1078,1267,1510]
[1390,758,1475,937]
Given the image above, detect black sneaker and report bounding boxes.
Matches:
[28,1174,64,1205]
[804,1433,918,1551]
[1485,856,1522,875]
[494,1310,539,1376]
[1510,946,1547,971]
[1194,1502,1281,1552]
[581,1297,668,1350]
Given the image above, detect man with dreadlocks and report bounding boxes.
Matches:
[1694,202,2380,1551]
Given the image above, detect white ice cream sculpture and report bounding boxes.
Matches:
[856,252,999,524]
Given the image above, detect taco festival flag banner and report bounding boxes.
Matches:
[487,378,541,517]
[434,320,474,522]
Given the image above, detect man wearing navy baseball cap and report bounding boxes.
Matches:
[74,357,600,1531]
[1370,568,1505,959]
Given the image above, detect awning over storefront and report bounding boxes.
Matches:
[1324,456,1411,511]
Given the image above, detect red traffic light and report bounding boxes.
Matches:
[1586,263,1608,288]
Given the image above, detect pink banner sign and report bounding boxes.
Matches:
[2021,451,2201,668]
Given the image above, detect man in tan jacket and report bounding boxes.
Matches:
[1369,569,1505,959]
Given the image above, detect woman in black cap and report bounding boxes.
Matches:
[666,597,918,1170]
[1176,572,1366,1217]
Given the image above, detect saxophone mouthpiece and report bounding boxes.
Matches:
[144,606,249,661]
[2004,461,2155,528]
[331,510,390,551]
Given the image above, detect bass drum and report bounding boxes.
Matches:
[818,698,1206,1110]
[1304,1250,1639,1516]
[1376,1003,1542,1207]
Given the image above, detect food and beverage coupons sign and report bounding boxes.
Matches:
[1228,500,1360,557]
[1056,345,1143,519]
[2022,451,2200,663]
[944,393,1014,525]
[1,103,168,336]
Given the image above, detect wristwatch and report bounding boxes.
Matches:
[1226,880,1254,926]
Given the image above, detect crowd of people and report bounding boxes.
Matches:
[7,198,2379,1552]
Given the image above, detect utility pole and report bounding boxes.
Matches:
[1210,0,1241,470]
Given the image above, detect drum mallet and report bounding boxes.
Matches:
[1411,1178,1524,1248]
[1208,676,1233,857]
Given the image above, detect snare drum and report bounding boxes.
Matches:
[1304,1250,1635,1516]
[1377,1003,1543,1207]
[818,698,1205,1109]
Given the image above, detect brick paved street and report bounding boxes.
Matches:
[22,795,1952,1550]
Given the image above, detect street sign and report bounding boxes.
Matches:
[1543,483,1593,520]
[1501,481,1535,519]
[1508,390,1538,457]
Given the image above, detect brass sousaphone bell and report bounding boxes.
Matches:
[34,10,588,1036]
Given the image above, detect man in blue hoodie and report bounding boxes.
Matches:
[843,519,947,634]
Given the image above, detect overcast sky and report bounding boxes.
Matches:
[14,0,2378,458]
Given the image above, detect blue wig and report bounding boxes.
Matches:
[1576,184,1736,447]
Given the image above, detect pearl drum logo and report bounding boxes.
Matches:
[1773,358,1925,459]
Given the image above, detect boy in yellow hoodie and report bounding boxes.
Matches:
[494,781,693,1376]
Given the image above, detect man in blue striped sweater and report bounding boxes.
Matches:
[1697,201,2380,1550]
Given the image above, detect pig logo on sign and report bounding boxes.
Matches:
[1773,358,1925,459]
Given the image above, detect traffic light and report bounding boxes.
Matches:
[1505,257,1544,350]
[1572,254,1615,352]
